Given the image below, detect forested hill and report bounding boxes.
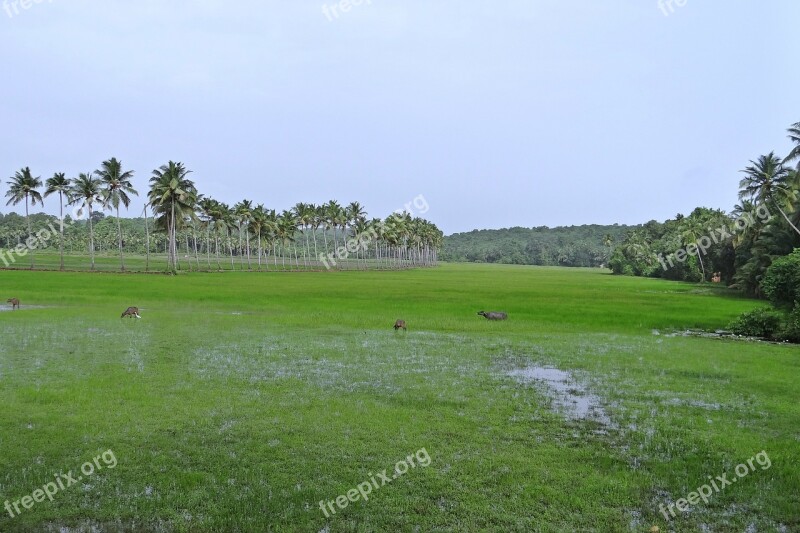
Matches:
[441,225,635,267]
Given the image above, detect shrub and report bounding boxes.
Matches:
[776,303,800,343]
[762,249,800,309]
[727,308,783,338]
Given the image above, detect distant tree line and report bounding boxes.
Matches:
[2,159,443,272]
[441,225,634,267]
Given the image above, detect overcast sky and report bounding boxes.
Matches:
[1,1,798,234]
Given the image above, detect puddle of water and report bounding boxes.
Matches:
[0,305,50,312]
[508,366,612,426]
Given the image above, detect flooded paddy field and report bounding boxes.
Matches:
[0,264,797,531]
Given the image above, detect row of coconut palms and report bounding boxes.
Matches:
[4,158,136,271]
[3,159,442,272]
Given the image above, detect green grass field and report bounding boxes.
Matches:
[0,263,797,532]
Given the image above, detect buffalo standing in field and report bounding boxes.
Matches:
[478,311,507,320]
[393,319,407,331]
[121,306,141,319]
[7,298,20,310]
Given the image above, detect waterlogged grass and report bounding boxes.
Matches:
[0,264,797,531]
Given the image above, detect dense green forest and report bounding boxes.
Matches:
[609,120,800,341]
[441,225,634,267]
[610,120,800,295]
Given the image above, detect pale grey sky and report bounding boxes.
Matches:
[1,1,798,233]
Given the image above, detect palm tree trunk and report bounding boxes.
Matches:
[238,225,244,270]
[206,225,212,269]
[228,231,235,270]
[88,205,95,271]
[170,202,176,271]
[117,205,125,271]
[697,252,706,282]
[215,233,221,271]
[192,225,200,270]
[303,228,310,270]
[58,192,65,271]
[143,204,150,272]
[312,227,319,269]
[246,231,252,270]
[25,198,33,270]
[777,205,800,237]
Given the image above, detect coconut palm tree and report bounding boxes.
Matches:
[325,200,342,258]
[148,161,196,271]
[94,157,139,271]
[293,203,308,269]
[197,196,216,269]
[5,167,44,269]
[249,204,265,270]
[317,203,330,259]
[353,216,370,269]
[69,173,102,270]
[278,210,300,270]
[307,203,321,267]
[680,217,707,281]
[202,199,229,271]
[218,203,236,270]
[96,158,138,271]
[368,217,384,268]
[44,172,72,270]
[786,121,800,169]
[234,200,254,270]
[346,201,366,267]
[739,152,800,237]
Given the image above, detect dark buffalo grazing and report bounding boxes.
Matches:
[478,311,507,320]
[7,298,20,310]
[393,319,407,331]
[121,306,141,319]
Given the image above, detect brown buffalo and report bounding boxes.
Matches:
[121,306,141,319]
[393,319,407,331]
[7,298,20,310]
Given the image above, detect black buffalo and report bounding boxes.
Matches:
[478,311,507,320]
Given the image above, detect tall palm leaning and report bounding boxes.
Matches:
[739,152,800,237]
[44,172,72,271]
[680,218,707,281]
[148,161,196,272]
[69,173,103,271]
[96,157,138,271]
[5,167,44,269]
